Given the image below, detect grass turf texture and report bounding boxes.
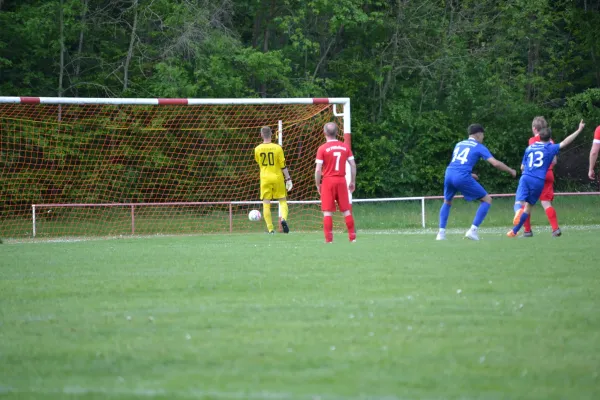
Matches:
[1,230,599,399]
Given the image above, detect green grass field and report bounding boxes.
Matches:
[1,221,600,399]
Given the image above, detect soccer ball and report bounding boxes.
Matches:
[248,209,262,221]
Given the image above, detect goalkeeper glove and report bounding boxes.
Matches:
[285,179,293,191]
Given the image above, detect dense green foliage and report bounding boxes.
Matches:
[1,0,600,196]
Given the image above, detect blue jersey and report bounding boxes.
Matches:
[521,142,560,180]
[446,138,493,174]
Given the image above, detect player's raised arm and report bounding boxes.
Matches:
[559,119,585,149]
[486,157,517,178]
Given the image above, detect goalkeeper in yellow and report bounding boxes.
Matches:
[254,126,293,234]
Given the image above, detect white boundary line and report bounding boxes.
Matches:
[361,224,600,235]
[3,224,600,244]
[0,386,427,400]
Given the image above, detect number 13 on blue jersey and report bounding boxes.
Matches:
[527,151,544,168]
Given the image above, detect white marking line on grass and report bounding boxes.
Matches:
[5,386,423,400]
[4,224,600,244]
[361,224,600,235]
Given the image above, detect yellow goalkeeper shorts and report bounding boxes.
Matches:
[260,178,286,200]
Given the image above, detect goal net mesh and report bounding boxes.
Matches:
[0,102,344,238]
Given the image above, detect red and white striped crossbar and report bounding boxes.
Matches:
[0,96,349,106]
[0,96,352,144]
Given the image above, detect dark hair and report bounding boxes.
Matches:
[539,127,552,141]
[468,124,484,136]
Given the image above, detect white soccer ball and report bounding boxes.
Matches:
[248,209,262,221]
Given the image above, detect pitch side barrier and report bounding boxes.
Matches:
[31,192,599,236]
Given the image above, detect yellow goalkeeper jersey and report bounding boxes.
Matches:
[254,143,286,182]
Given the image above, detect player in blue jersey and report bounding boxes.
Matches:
[437,124,517,241]
[508,120,585,237]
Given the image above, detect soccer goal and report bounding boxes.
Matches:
[0,96,352,238]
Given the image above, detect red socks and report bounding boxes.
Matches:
[545,206,559,231]
[524,213,532,232]
[323,215,356,242]
[323,216,333,243]
[345,215,356,241]
[522,205,559,232]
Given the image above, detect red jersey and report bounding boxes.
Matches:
[594,126,600,144]
[315,140,354,178]
[529,135,555,170]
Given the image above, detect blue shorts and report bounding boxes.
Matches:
[444,172,487,202]
[515,175,544,205]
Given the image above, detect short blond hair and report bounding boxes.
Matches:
[324,122,338,138]
[532,116,548,131]
[261,126,272,139]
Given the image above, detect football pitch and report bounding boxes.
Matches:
[1,221,600,399]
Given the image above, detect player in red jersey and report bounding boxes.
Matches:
[315,122,357,243]
[513,116,561,236]
[588,126,600,180]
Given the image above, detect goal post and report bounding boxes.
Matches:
[0,96,351,238]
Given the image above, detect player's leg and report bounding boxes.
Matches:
[508,177,541,237]
[509,202,533,236]
[520,175,557,236]
[320,180,335,243]
[273,180,290,233]
[437,174,455,240]
[473,195,492,227]
[341,210,356,242]
[514,197,532,236]
[513,201,525,225]
[540,179,560,235]
[263,200,274,233]
[273,197,290,233]
[508,177,528,237]
[463,195,491,241]
[437,200,452,241]
[336,180,356,242]
[461,177,489,240]
[260,181,275,233]
[517,174,539,236]
[279,199,290,233]
[513,201,524,224]
[541,200,560,236]
[522,210,533,237]
[322,211,334,243]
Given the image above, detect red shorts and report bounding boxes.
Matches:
[540,170,554,202]
[321,177,351,212]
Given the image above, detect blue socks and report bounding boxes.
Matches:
[440,201,491,230]
[512,212,529,234]
[439,203,451,229]
[473,202,491,227]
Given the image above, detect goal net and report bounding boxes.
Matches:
[0,97,350,238]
